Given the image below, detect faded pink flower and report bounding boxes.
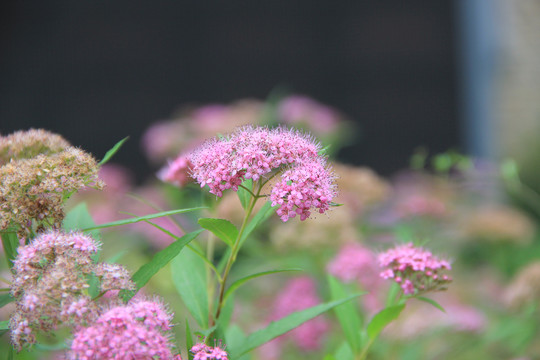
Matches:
[278,95,340,134]
[68,299,175,360]
[158,153,193,187]
[378,243,452,295]
[264,277,329,355]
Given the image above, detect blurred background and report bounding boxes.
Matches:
[0,1,539,188]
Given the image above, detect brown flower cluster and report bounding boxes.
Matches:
[10,230,135,350]
[0,129,103,237]
[0,128,70,165]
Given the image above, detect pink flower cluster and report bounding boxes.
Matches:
[190,342,228,360]
[266,277,329,353]
[327,243,381,287]
[159,154,193,188]
[189,126,336,221]
[10,230,134,350]
[69,299,176,360]
[378,243,452,295]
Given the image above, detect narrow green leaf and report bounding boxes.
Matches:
[99,136,129,165]
[217,293,235,332]
[198,218,238,248]
[237,179,253,210]
[1,231,18,269]
[223,269,302,303]
[35,342,68,351]
[416,296,446,313]
[122,230,203,301]
[171,247,209,328]
[225,325,250,360]
[328,275,363,354]
[239,202,276,246]
[0,320,8,330]
[63,203,100,239]
[366,304,405,340]
[230,294,362,358]
[0,293,14,308]
[385,282,400,307]
[186,320,194,360]
[334,341,354,360]
[324,355,337,360]
[81,207,205,231]
[8,345,14,360]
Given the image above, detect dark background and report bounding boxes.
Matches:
[0,1,459,181]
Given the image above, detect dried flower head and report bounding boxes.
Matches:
[189,126,337,221]
[10,230,134,350]
[68,298,176,360]
[0,128,70,164]
[378,243,452,295]
[190,341,229,360]
[463,205,535,244]
[0,147,103,236]
[503,261,540,309]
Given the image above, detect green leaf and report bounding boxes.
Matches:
[224,269,302,303]
[328,275,363,354]
[385,282,400,307]
[0,320,8,330]
[1,230,18,269]
[239,202,276,246]
[334,341,354,360]
[99,136,129,165]
[229,294,362,358]
[198,218,238,248]
[81,207,205,231]
[416,296,446,313]
[7,345,14,360]
[186,320,194,360]
[237,179,253,210]
[0,293,14,308]
[63,203,100,239]
[225,325,250,360]
[171,247,209,328]
[122,230,203,301]
[366,303,405,340]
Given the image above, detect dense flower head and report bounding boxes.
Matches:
[189,126,336,221]
[0,128,70,164]
[68,298,176,360]
[10,230,134,351]
[378,243,452,295]
[270,158,337,222]
[190,341,228,360]
[0,145,103,236]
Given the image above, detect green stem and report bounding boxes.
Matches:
[213,181,261,324]
[357,338,375,360]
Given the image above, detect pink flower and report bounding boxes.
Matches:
[190,341,228,360]
[158,153,193,187]
[68,299,175,360]
[378,243,452,295]
[263,277,329,356]
[189,126,336,221]
[278,95,340,134]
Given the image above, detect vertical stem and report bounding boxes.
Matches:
[213,181,261,323]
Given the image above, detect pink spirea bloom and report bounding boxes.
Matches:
[68,299,175,360]
[159,153,193,187]
[190,342,228,360]
[189,126,336,221]
[278,95,340,133]
[267,277,329,353]
[378,243,452,295]
[327,243,378,284]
